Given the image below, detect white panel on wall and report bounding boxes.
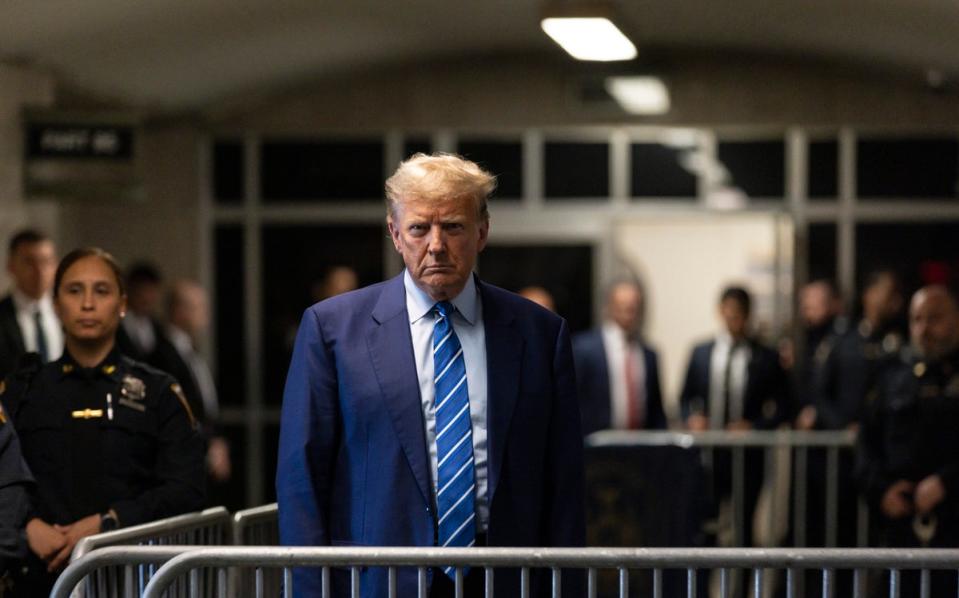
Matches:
[613,212,793,421]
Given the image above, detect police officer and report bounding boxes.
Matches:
[797,271,903,432]
[858,285,959,598]
[0,247,204,595]
[0,398,33,592]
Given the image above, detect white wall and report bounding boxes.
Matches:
[614,212,793,419]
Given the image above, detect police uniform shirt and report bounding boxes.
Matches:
[859,348,959,541]
[0,395,33,573]
[0,349,205,528]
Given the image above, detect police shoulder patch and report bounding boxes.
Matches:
[171,383,197,428]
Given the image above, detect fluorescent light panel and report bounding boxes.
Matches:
[541,17,637,61]
[605,76,670,114]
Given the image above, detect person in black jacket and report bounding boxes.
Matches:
[0,247,204,596]
[680,286,787,553]
[0,399,33,588]
[0,229,61,380]
[680,286,787,432]
[858,285,959,598]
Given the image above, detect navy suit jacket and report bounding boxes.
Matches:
[679,338,787,428]
[276,273,586,597]
[0,296,26,381]
[571,328,666,434]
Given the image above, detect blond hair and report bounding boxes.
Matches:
[385,153,496,221]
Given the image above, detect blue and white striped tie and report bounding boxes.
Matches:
[432,301,476,578]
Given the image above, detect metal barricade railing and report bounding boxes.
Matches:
[52,546,194,598]
[121,546,959,598]
[232,503,279,597]
[67,506,231,597]
[586,430,863,553]
[232,502,279,546]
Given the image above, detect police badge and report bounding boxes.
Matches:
[119,374,147,412]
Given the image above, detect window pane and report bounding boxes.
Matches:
[213,140,244,204]
[260,139,384,201]
[214,225,245,406]
[857,137,959,198]
[544,142,608,199]
[261,225,385,405]
[457,139,523,199]
[717,140,785,198]
[808,140,838,199]
[631,143,697,198]
[404,138,432,159]
[478,244,593,333]
[857,222,959,293]
[807,223,836,281]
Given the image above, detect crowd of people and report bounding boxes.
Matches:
[0,153,957,596]
[0,231,228,595]
[571,272,959,595]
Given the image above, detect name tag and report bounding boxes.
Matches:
[71,408,104,419]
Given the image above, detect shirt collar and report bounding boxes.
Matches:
[166,325,193,353]
[58,347,123,381]
[404,269,478,325]
[11,288,50,314]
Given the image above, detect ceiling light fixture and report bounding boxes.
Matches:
[541,3,637,62]
[604,76,670,114]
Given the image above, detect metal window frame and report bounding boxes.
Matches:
[200,125,959,509]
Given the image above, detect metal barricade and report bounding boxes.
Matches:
[586,430,863,549]
[127,546,959,598]
[67,506,231,597]
[232,502,279,546]
[232,503,279,597]
[52,546,195,598]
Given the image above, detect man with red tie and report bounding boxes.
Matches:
[573,280,666,435]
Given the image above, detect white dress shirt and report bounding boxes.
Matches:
[12,289,63,362]
[122,312,157,355]
[404,270,489,532]
[708,333,751,429]
[600,322,646,429]
[167,325,220,422]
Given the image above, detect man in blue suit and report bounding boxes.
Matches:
[573,280,666,435]
[276,153,586,597]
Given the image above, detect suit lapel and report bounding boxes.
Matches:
[0,297,25,354]
[366,275,432,506]
[480,281,524,504]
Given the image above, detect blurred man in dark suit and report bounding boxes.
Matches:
[116,262,165,362]
[680,286,787,550]
[0,230,62,380]
[573,280,666,435]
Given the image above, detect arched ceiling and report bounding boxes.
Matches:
[2,0,956,111]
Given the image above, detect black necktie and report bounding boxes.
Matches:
[34,310,49,363]
[723,342,737,425]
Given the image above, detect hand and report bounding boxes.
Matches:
[25,518,66,562]
[726,419,753,432]
[48,514,102,572]
[207,436,232,482]
[880,479,915,519]
[795,406,817,431]
[686,414,709,431]
[914,475,946,514]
